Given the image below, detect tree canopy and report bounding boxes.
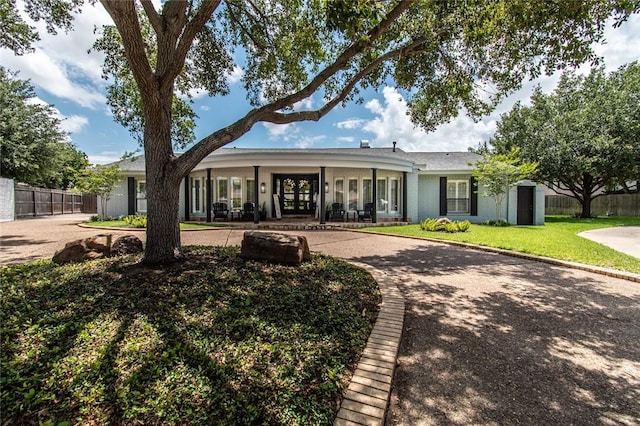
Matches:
[0,66,89,189]
[74,163,121,219]
[484,62,640,218]
[7,0,638,262]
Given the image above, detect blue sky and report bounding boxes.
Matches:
[1,3,639,165]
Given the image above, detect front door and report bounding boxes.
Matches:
[273,174,319,215]
[517,186,534,225]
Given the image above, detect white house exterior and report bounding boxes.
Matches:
[102,145,545,225]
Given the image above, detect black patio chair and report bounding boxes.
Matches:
[330,202,345,221]
[213,202,229,221]
[241,202,255,221]
[358,202,374,222]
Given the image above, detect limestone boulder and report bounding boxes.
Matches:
[111,235,144,256]
[52,235,112,265]
[240,231,311,265]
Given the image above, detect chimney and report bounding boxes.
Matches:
[360,140,370,149]
[393,141,396,152]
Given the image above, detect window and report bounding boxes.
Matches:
[348,178,358,211]
[334,178,344,206]
[191,177,204,213]
[231,177,242,210]
[216,177,228,204]
[363,178,373,205]
[447,180,469,213]
[246,179,255,203]
[137,181,147,213]
[377,178,387,212]
[390,178,399,213]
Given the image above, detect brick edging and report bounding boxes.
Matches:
[335,262,405,426]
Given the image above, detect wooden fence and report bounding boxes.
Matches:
[545,193,640,217]
[14,184,97,218]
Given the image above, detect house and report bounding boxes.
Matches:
[103,143,545,225]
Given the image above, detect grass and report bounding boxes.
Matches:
[0,247,381,425]
[366,216,640,274]
[85,220,225,230]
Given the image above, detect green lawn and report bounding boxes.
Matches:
[85,220,225,230]
[0,247,380,425]
[365,216,640,274]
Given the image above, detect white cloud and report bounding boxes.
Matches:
[227,65,244,84]
[0,2,109,109]
[335,118,367,129]
[336,136,355,143]
[294,135,326,149]
[88,152,122,165]
[60,115,89,134]
[262,122,297,139]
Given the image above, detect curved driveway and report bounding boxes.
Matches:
[2,215,640,424]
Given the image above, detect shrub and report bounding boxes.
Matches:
[123,213,147,228]
[482,219,511,227]
[89,215,100,222]
[420,218,470,233]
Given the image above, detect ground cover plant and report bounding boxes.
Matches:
[366,216,640,274]
[0,247,380,425]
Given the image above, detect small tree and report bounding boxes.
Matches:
[75,164,120,219]
[472,149,538,224]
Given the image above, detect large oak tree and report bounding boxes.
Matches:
[8,0,638,262]
[485,62,640,218]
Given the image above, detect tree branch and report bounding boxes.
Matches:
[100,0,155,93]
[174,0,223,78]
[140,0,162,35]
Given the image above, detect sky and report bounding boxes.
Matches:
[1,4,639,165]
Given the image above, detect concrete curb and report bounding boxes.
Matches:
[335,262,405,426]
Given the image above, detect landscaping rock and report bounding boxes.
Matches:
[111,235,144,256]
[52,234,112,265]
[240,231,311,264]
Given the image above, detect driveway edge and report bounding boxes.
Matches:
[334,262,405,426]
[354,230,640,284]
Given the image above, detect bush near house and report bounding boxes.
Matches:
[420,218,471,233]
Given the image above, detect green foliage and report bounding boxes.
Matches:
[420,218,470,233]
[486,63,640,218]
[368,216,640,274]
[0,66,89,189]
[74,164,120,219]
[0,248,381,424]
[471,148,538,223]
[123,213,147,228]
[482,219,511,227]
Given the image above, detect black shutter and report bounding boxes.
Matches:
[439,177,447,216]
[470,176,478,216]
[127,177,135,215]
[184,178,190,221]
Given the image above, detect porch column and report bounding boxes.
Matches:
[402,171,408,222]
[372,168,377,224]
[184,177,190,221]
[320,166,326,224]
[206,168,212,222]
[254,166,260,223]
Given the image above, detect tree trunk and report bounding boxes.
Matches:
[579,173,594,218]
[141,89,182,264]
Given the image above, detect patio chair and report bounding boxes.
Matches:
[241,202,255,221]
[213,202,229,221]
[358,202,374,222]
[330,202,345,221]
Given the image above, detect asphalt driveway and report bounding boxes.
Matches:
[1,216,639,424]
